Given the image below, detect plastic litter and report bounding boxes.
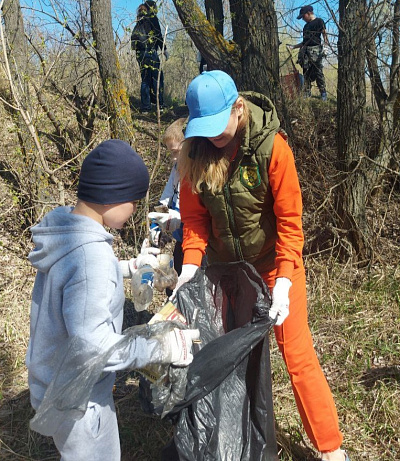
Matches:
[154,254,178,291]
[131,264,155,311]
[29,321,188,437]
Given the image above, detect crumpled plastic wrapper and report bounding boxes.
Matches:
[29,321,188,436]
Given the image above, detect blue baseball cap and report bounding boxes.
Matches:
[184,70,239,139]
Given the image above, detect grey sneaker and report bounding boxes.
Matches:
[321,92,327,101]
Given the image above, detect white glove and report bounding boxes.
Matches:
[170,264,198,299]
[164,49,169,60]
[161,327,200,366]
[119,258,137,278]
[140,238,161,256]
[119,239,160,277]
[148,210,181,233]
[136,253,159,270]
[323,45,329,57]
[149,227,173,248]
[149,227,161,247]
[269,277,292,326]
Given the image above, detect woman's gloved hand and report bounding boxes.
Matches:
[170,264,198,299]
[148,210,181,232]
[157,327,200,366]
[269,277,292,326]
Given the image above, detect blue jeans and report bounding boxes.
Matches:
[138,51,164,111]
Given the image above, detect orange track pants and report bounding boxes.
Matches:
[263,267,343,452]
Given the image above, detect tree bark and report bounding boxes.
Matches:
[337,0,370,260]
[90,0,133,142]
[2,0,33,150]
[172,0,288,129]
[366,0,400,165]
[172,0,240,76]
[1,0,47,223]
[229,0,282,102]
[205,0,224,35]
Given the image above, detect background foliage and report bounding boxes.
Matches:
[0,1,399,460]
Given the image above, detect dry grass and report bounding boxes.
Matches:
[1,98,400,461]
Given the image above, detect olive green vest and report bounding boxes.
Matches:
[199,92,280,274]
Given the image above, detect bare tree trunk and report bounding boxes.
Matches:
[172,0,241,77]
[1,0,48,223]
[90,0,133,142]
[366,0,400,172]
[172,0,289,129]
[336,0,370,260]
[2,0,33,154]
[395,92,400,157]
[229,0,282,102]
[336,0,400,260]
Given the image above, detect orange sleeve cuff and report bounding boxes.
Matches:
[275,260,296,280]
[183,248,204,266]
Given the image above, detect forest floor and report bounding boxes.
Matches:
[0,95,399,460]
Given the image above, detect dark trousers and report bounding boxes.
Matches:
[138,51,164,111]
[166,240,184,297]
[301,45,326,95]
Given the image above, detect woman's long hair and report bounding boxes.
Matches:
[178,97,250,195]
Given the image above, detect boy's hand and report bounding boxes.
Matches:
[140,238,161,256]
[136,253,159,270]
[119,258,137,278]
[148,210,181,232]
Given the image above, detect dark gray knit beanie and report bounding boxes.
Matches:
[77,139,149,204]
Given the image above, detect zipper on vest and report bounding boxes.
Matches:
[223,184,244,261]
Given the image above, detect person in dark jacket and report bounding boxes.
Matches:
[131,1,168,113]
[288,5,329,101]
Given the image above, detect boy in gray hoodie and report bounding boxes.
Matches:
[26,139,199,461]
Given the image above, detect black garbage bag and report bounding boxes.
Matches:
[161,261,278,461]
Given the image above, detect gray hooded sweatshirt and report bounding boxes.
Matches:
[26,206,153,410]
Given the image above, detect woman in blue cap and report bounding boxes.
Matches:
[175,71,349,461]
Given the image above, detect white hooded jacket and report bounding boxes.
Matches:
[26,206,153,409]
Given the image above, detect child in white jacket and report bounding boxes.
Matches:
[149,118,185,293]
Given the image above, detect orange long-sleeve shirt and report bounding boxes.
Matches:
[180,133,304,281]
